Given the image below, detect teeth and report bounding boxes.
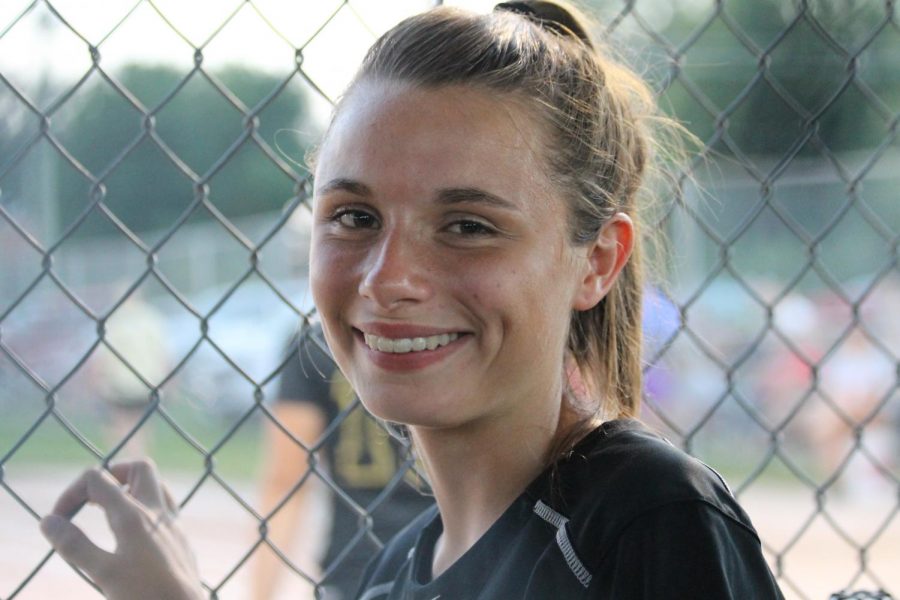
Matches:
[364,332,460,353]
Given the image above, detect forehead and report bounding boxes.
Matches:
[315,80,551,195]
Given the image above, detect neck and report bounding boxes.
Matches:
[411,392,567,578]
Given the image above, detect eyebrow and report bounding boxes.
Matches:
[316,179,517,211]
[316,178,372,197]
[436,187,518,210]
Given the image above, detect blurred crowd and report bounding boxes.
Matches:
[644,274,899,496]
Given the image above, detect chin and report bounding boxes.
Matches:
[359,391,468,430]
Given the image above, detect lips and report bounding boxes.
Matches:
[363,332,460,353]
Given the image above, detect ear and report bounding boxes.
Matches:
[572,213,635,311]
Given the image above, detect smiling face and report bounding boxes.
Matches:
[309,80,599,433]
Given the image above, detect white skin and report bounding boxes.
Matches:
[39,79,634,595]
[40,461,203,600]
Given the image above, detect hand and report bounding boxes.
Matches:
[40,460,205,600]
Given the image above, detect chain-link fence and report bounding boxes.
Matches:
[1,1,898,599]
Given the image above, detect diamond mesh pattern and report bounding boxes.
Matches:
[0,1,897,599]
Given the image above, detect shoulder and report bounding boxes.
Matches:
[545,418,758,553]
[565,419,739,507]
[534,420,783,595]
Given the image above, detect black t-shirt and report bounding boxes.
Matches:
[355,419,784,599]
[278,328,435,598]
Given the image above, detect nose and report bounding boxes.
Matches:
[358,230,433,309]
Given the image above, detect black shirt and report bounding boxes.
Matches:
[356,419,784,599]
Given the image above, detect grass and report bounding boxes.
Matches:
[0,405,266,480]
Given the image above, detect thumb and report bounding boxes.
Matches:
[41,514,114,577]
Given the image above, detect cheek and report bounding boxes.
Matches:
[308,238,327,308]
[457,261,546,324]
[488,253,576,337]
[309,238,350,313]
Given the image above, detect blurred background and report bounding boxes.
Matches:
[0,0,898,598]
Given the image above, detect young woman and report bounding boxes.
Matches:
[40,2,785,598]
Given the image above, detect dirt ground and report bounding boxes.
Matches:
[2,467,897,599]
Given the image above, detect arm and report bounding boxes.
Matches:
[252,401,328,600]
[40,460,204,600]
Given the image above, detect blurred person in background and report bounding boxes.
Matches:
[253,324,433,600]
[93,285,170,458]
[816,326,896,497]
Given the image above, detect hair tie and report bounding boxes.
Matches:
[494,1,594,49]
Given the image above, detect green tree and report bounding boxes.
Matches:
[53,64,311,239]
[598,0,900,157]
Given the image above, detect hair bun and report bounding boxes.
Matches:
[494,1,593,49]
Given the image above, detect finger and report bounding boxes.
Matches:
[109,460,166,511]
[40,514,114,577]
[79,469,148,540]
[50,468,108,519]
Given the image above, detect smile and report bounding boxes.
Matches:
[363,332,460,354]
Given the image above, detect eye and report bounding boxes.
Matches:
[333,208,378,229]
[446,219,496,236]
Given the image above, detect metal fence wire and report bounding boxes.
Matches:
[1,0,898,599]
